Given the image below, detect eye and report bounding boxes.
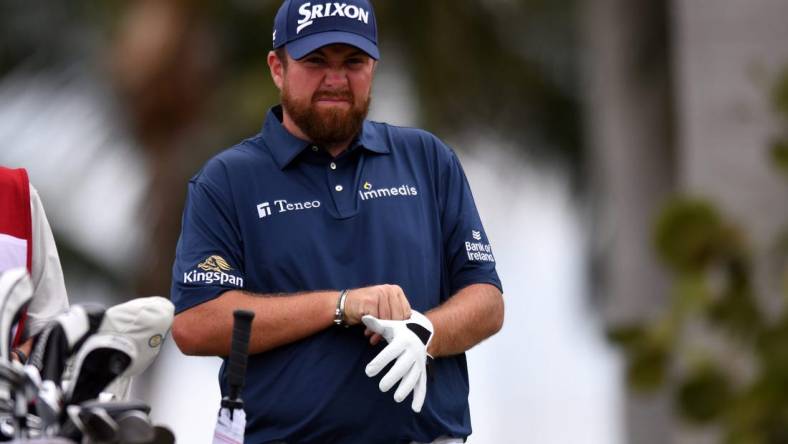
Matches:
[346,57,366,67]
[304,56,326,65]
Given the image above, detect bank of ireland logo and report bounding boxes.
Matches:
[257,202,272,218]
[363,181,373,190]
[198,255,233,273]
[465,229,495,263]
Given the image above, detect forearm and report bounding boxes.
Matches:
[173,289,337,356]
[425,283,504,357]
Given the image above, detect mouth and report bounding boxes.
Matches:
[313,93,353,105]
[316,98,350,104]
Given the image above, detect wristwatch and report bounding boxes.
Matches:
[334,289,349,327]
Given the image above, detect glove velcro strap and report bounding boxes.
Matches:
[406,322,432,345]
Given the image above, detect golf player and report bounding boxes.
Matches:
[171,0,504,442]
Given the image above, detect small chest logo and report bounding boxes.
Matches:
[359,182,418,202]
[257,199,322,220]
[257,202,273,218]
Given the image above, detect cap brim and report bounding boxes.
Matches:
[287,31,379,60]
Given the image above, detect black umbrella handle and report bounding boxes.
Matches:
[227,310,255,402]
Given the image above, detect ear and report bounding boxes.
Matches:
[268,50,285,90]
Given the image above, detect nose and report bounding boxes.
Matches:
[323,65,349,89]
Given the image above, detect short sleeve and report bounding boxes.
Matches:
[27,185,69,336]
[438,146,503,296]
[171,169,246,314]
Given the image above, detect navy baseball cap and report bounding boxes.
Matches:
[273,0,379,60]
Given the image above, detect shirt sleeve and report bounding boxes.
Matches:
[438,145,503,297]
[171,170,246,314]
[26,185,69,336]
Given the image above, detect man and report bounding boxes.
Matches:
[171,0,504,442]
[0,166,70,360]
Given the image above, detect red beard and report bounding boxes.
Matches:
[282,84,370,148]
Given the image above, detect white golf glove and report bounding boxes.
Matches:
[362,311,434,413]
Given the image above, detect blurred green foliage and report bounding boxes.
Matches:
[609,66,788,443]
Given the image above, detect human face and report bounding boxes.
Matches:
[268,44,376,150]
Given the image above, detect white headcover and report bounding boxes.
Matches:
[98,296,174,377]
[0,268,33,361]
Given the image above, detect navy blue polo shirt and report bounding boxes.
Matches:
[171,106,502,444]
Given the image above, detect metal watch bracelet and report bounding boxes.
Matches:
[334,289,349,327]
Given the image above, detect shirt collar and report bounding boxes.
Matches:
[263,105,390,170]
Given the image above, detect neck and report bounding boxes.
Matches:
[281,108,353,158]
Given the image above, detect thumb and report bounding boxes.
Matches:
[362,314,386,333]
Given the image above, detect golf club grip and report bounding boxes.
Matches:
[227,310,255,399]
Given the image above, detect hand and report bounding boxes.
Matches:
[362,311,434,413]
[342,285,411,326]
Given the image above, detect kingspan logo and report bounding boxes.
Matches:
[297,2,371,34]
[359,182,418,201]
[183,255,244,287]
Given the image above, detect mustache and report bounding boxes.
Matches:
[312,90,354,102]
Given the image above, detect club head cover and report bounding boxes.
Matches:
[28,304,106,383]
[362,311,434,413]
[65,334,136,405]
[0,269,33,362]
[98,296,174,378]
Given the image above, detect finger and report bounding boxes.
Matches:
[378,289,392,320]
[411,368,427,413]
[362,315,384,333]
[365,341,405,377]
[370,333,382,345]
[365,328,372,337]
[379,351,416,393]
[394,362,421,403]
[396,286,412,319]
[363,316,394,342]
[390,293,404,320]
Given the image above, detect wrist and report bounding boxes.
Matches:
[425,314,438,357]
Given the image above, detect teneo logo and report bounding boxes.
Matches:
[256,199,322,219]
[183,255,244,287]
[297,2,371,34]
[465,231,495,263]
[258,202,273,218]
[359,183,418,202]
